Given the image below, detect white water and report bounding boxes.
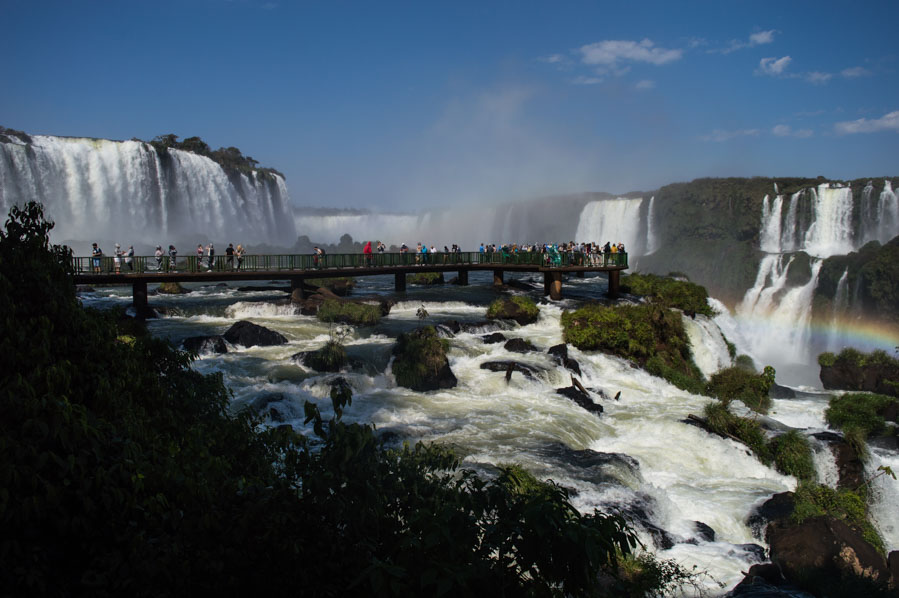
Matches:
[574,197,646,253]
[645,195,658,254]
[0,134,295,250]
[803,185,855,258]
[682,312,732,378]
[861,180,899,246]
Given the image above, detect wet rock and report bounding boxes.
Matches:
[392,327,457,391]
[556,385,603,414]
[812,432,865,489]
[481,332,507,344]
[157,282,190,294]
[504,338,536,353]
[247,393,290,423]
[75,285,96,293]
[769,382,796,399]
[539,443,640,483]
[729,563,793,596]
[223,320,288,347]
[182,335,228,355]
[768,516,890,589]
[747,492,795,540]
[292,343,347,372]
[480,361,545,380]
[736,543,768,564]
[693,521,716,542]
[889,551,899,590]
[547,343,582,375]
[820,359,899,398]
[486,297,539,326]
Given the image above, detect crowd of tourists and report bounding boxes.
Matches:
[90,241,246,273]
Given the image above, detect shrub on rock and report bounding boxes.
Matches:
[222,320,287,347]
[486,296,540,325]
[392,326,457,391]
[316,299,382,326]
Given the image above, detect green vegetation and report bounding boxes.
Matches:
[734,354,756,371]
[391,326,451,390]
[316,299,382,326]
[706,366,776,413]
[703,403,814,480]
[825,392,898,439]
[304,340,348,372]
[408,272,444,285]
[792,482,884,555]
[562,303,706,394]
[150,133,285,180]
[0,201,687,596]
[621,273,715,316]
[486,296,540,325]
[818,351,837,367]
[306,277,356,292]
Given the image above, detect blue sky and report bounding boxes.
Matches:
[4,0,897,210]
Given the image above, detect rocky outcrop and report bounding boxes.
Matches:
[746,492,795,540]
[480,361,545,380]
[481,332,507,344]
[820,354,899,398]
[156,282,190,294]
[767,516,891,591]
[292,342,347,372]
[503,338,536,353]
[391,327,457,391]
[223,320,288,347]
[182,335,228,355]
[547,343,581,375]
[556,385,603,414]
[813,432,866,490]
[486,297,540,326]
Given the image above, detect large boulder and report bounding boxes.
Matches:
[480,360,545,380]
[820,352,899,398]
[556,385,603,414]
[223,320,288,347]
[486,296,540,326]
[504,338,537,353]
[292,341,347,372]
[156,282,190,294]
[391,326,457,391]
[812,432,865,490]
[481,332,507,344]
[746,492,795,540]
[182,335,228,355]
[767,516,890,591]
[547,343,582,375]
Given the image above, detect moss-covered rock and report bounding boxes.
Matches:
[825,392,899,438]
[620,273,715,316]
[391,326,457,391]
[562,303,705,394]
[305,277,355,296]
[408,272,445,285]
[157,282,189,294]
[819,348,899,397]
[486,296,540,325]
[316,299,382,326]
[706,366,775,413]
[296,341,347,372]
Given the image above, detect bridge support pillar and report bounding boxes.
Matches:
[545,272,563,300]
[290,277,306,302]
[133,281,151,319]
[395,273,406,293]
[493,269,504,286]
[576,270,585,278]
[608,270,620,298]
[457,269,468,285]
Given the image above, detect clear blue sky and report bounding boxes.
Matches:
[4,0,897,210]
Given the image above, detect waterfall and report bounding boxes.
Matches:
[682,313,732,378]
[759,194,783,253]
[803,185,855,258]
[825,269,850,352]
[645,196,658,254]
[780,191,801,252]
[860,180,899,246]
[0,134,295,249]
[574,197,645,254]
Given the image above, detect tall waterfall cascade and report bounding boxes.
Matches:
[0,134,296,248]
[574,197,654,255]
[736,181,899,383]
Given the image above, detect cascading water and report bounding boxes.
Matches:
[0,134,295,250]
[682,312,733,378]
[861,180,899,246]
[574,197,647,254]
[645,195,658,254]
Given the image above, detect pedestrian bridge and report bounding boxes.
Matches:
[73,251,628,318]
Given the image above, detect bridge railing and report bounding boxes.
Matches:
[72,250,627,274]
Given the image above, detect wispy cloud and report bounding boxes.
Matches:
[635,79,655,90]
[805,71,833,85]
[539,54,567,65]
[757,56,792,76]
[579,39,682,71]
[572,76,603,85]
[712,29,777,54]
[700,128,760,142]
[841,66,870,78]
[835,110,899,134]
[772,124,813,138]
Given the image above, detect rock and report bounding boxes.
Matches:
[768,516,890,588]
[547,343,582,375]
[556,385,603,414]
[75,285,96,293]
[481,332,507,344]
[889,551,899,591]
[736,543,768,564]
[504,338,536,353]
[693,521,716,542]
[157,282,190,294]
[292,342,347,372]
[729,563,792,596]
[486,297,540,326]
[222,320,288,347]
[479,361,545,380]
[820,359,899,398]
[391,327,457,391]
[246,393,291,423]
[769,382,796,399]
[831,439,866,490]
[747,492,795,540]
[182,335,228,355]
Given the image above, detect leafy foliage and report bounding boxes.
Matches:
[769,430,816,481]
[825,392,898,437]
[621,273,715,316]
[304,340,348,372]
[316,299,382,326]
[408,272,444,285]
[391,326,451,390]
[792,482,884,554]
[1,201,672,597]
[706,366,775,413]
[562,303,706,394]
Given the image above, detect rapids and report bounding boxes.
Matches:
[77,271,898,595]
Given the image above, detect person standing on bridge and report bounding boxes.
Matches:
[168,245,178,271]
[206,243,215,271]
[113,244,122,274]
[155,246,163,270]
[91,243,102,273]
[363,241,372,266]
[126,245,134,271]
[226,243,235,269]
[196,244,204,271]
[236,244,245,270]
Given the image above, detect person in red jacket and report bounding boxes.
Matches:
[363,240,373,266]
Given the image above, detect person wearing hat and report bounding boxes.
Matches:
[155,245,164,270]
[91,242,102,273]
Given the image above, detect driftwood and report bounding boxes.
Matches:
[506,363,514,383]
[571,375,589,396]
